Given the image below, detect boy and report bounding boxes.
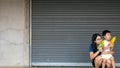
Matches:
[101,30,115,68]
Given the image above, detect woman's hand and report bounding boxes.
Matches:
[102,50,114,55]
[98,47,103,52]
[102,51,109,54]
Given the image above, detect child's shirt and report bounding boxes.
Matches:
[104,40,110,51]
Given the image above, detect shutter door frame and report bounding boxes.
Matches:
[30,0,120,66]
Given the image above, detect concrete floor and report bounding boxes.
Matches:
[0,67,93,68]
[30,67,120,68]
[0,66,120,68]
[0,67,120,68]
[31,67,93,68]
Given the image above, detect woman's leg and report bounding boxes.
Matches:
[95,56,102,68]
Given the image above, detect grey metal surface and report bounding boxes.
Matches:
[31,0,120,66]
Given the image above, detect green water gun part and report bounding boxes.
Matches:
[97,40,104,49]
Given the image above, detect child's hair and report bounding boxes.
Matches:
[102,30,111,36]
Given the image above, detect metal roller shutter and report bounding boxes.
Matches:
[31,0,120,66]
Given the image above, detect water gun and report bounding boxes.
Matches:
[97,36,117,49]
[109,36,117,48]
[97,40,104,49]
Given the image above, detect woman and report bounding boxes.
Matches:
[89,33,103,68]
[89,33,114,68]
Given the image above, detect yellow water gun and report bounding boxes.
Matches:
[109,36,117,48]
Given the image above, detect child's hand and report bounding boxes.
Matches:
[110,44,114,48]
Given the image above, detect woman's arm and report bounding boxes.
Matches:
[102,50,114,55]
[89,50,101,60]
[109,50,115,55]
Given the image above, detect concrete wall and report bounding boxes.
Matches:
[0,0,29,67]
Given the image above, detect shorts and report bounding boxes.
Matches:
[101,54,112,59]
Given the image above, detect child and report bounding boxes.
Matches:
[101,30,115,68]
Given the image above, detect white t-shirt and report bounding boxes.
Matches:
[104,40,110,51]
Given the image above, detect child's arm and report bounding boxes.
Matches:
[110,44,114,50]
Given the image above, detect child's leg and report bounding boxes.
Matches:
[102,59,107,68]
[106,59,112,68]
[110,56,115,68]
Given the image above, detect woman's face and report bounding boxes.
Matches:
[95,36,102,45]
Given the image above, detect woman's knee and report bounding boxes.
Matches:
[94,56,102,67]
[96,56,102,62]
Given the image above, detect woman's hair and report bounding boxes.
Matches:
[92,33,101,53]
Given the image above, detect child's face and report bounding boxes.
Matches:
[104,33,111,41]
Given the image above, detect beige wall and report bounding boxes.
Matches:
[0,0,29,67]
